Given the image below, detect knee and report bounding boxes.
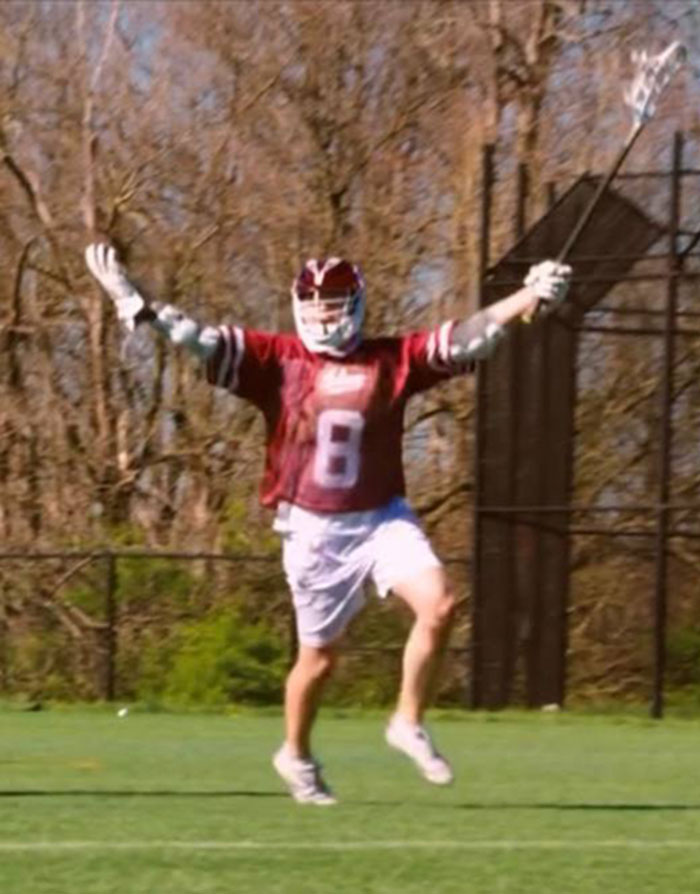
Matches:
[421,587,456,631]
[315,648,337,679]
[295,646,337,682]
[437,588,457,627]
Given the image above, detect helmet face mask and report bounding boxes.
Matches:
[292,258,365,355]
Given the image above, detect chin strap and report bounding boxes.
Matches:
[295,318,363,356]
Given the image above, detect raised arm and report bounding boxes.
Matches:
[84,243,220,359]
[447,260,571,364]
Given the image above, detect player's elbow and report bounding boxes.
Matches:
[450,313,505,364]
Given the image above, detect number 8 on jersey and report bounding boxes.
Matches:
[313,409,364,490]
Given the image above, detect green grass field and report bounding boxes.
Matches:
[2,707,700,893]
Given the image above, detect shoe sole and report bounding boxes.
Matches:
[385,734,454,786]
[272,755,338,806]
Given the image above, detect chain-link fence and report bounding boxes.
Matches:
[0,550,470,706]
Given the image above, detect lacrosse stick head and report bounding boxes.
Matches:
[625,40,686,126]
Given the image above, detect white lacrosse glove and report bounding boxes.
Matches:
[523,260,572,313]
[85,243,150,331]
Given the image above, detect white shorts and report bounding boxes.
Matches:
[275,497,442,647]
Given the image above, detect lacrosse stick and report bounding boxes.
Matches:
[523,40,687,322]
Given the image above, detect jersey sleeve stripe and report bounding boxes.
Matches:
[438,320,453,364]
[208,325,246,392]
[230,326,245,391]
[426,321,455,371]
[215,326,233,388]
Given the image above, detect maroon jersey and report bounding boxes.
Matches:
[206,324,467,512]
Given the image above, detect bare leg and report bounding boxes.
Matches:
[274,642,340,805]
[391,566,455,724]
[385,565,455,785]
[284,643,338,759]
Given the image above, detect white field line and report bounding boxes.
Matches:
[1,840,700,852]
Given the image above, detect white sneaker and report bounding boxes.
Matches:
[385,714,454,785]
[272,745,337,806]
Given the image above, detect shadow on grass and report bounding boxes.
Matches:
[451,802,700,812]
[2,791,700,811]
[0,789,285,798]
[455,802,700,810]
[341,800,700,811]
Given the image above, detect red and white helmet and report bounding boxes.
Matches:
[291,257,366,355]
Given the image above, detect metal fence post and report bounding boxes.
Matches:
[471,142,495,708]
[0,589,7,691]
[651,131,683,718]
[103,551,118,701]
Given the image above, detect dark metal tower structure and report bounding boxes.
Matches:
[471,134,699,715]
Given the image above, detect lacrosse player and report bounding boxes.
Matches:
[85,244,571,805]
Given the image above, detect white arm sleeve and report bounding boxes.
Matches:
[449,309,505,363]
[84,243,222,359]
[149,303,220,360]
